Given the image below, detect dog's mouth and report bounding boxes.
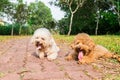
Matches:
[75,48,86,60]
[35,42,44,50]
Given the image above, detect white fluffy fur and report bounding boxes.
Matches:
[31,28,59,60]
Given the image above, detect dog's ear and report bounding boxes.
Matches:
[71,44,74,49]
[48,37,55,46]
[86,39,95,51]
[70,40,75,49]
[30,36,35,44]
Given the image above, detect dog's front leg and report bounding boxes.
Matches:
[78,56,95,64]
[47,52,58,60]
[38,52,44,59]
[36,49,45,59]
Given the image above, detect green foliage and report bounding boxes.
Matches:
[56,0,120,35]
[98,11,119,34]
[0,0,9,11]
[58,18,69,34]
[58,0,96,35]
[28,1,54,30]
[0,25,11,35]
[0,1,55,35]
[0,24,33,35]
[0,24,19,35]
[14,3,28,24]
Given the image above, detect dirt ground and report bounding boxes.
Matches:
[0,37,120,80]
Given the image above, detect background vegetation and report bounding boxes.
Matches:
[0,0,120,35]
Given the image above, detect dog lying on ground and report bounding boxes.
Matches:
[31,28,60,60]
[65,33,120,64]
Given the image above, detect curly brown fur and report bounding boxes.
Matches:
[65,33,120,64]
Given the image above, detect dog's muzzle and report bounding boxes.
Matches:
[75,47,85,60]
[35,41,43,50]
[75,47,83,53]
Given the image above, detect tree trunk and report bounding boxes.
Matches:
[95,17,99,35]
[11,25,14,36]
[67,13,74,36]
[19,25,22,35]
[118,16,120,27]
[95,8,100,35]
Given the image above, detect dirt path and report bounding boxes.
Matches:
[0,37,120,80]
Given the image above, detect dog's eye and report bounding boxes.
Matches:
[75,42,79,44]
[41,38,45,40]
[36,37,39,39]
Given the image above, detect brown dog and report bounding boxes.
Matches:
[65,33,120,64]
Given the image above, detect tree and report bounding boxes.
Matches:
[98,11,119,34]
[57,0,119,35]
[94,0,101,35]
[58,0,86,35]
[0,2,17,35]
[28,1,53,31]
[94,0,120,35]
[0,0,9,11]
[109,0,120,27]
[0,0,29,35]
[58,18,69,34]
[14,1,29,35]
[56,0,96,35]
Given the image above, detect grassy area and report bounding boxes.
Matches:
[0,35,120,54]
[54,35,120,54]
[0,36,29,42]
[103,74,120,80]
[92,35,120,54]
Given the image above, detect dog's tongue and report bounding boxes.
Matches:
[37,46,41,50]
[78,51,83,60]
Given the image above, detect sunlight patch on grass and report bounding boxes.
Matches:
[0,72,5,78]
[92,35,120,54]
[103,74,120,80]
[53,34,74,43]
[0,36,29,42]
[0,35,120,54]
[54,34,120,54]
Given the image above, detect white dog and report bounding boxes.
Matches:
[31,28,60,60]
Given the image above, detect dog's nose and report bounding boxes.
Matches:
[78,47,81,50]
[76,47,81,52]
[35,41,40,47]
[36,41,39,44]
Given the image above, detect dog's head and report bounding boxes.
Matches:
[71,33,95,59]
[31,28,52,50]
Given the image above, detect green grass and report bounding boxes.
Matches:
[103,74,120,80]
[53,34,74,43]
[0,35,120,54]
[92,35,120,54]
[54,34,120,54]
[0,36,14,42]
[0,36,29,42]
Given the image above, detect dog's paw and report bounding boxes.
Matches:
[65,54,73,61]
[65,56,72,61]
[64,52,73,61]
[77,60,86,64]
[47,53,58,61]
[38,53,45,59]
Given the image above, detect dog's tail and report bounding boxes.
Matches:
[105,52,120,62]
[111,53,120,62]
